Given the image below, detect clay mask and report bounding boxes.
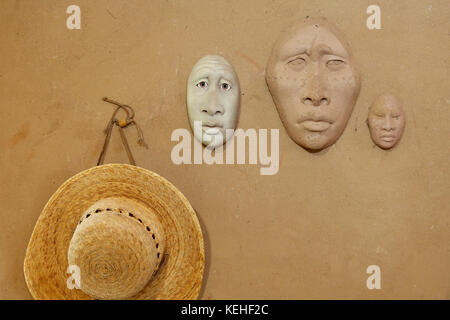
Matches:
[266,18,361,151]
[367,93,405,149]
[187,55,240,148]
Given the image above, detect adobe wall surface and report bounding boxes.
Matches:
[0,0,449,299]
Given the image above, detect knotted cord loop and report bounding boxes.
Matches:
[97,97,148,166]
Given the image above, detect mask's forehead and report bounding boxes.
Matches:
[371,94,404,115]
[189,56,237,82]
[274,24,350,61]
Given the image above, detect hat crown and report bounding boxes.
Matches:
[68,198,165,300]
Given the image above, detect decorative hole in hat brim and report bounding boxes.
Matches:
[78,207,162,263]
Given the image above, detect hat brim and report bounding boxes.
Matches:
[24,164,205,300]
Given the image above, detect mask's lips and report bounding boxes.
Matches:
[202,122,223,135]
[296,111,334,132]
[380,134,396,142]
[302,120,331,132]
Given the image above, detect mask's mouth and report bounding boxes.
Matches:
[301,120,332,132]
[380,134,396,142]
[202,123,223,135]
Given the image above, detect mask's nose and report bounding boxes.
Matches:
[201,89,224,116]
[382,116,394,131]
[301,65,330,107]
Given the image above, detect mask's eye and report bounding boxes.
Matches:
[326,59,345,70]
[392,115,400,120]
[196,81,208,89]
[220,82,232,91]
[287,57,306,70]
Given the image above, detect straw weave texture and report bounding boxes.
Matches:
[24,164,205,300]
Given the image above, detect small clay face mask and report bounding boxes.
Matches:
[187,55,240,148]
[367,93,405,149]
[266,18,361,151]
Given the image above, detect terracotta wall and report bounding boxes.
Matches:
[1,0,449,299]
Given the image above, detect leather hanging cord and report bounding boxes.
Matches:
[97,97,148,166]
[118,126,136,165]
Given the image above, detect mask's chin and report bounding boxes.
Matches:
[287,125,333,151]
[297,136,330,151]
[191,122,234,149]
[201,131,225,149]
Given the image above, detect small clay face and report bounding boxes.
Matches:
[266,18,361,151]
[187,55,240,148]
[367,94,405,149]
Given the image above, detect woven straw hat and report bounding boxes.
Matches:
[24,163,205,300]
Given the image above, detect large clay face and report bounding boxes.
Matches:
[266,18,361,151]
[187,55,240,148]
[367,93,405,149]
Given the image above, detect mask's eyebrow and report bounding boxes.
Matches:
[192,66,235,83]
[310,44,347,60]
[279,36,349,61]
[278,46,309,61]
[191,66,213,79]
[218,72,235,82]
[278,31,317,60]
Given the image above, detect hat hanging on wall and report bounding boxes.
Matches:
[23,98,205,300]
